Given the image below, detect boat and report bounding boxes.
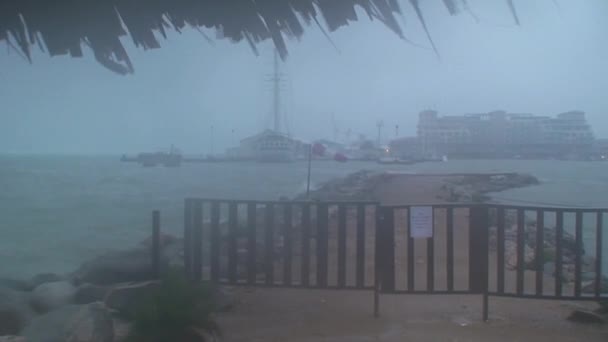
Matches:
[377,157,416,165]
[121,145,182,167]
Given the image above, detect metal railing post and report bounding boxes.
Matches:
[469,205,490,322]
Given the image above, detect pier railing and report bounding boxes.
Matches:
[182,199,379,289]
[172,199,607,319]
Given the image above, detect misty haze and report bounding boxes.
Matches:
[0,1,607,341]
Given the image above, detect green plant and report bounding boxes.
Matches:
[126,270,221,342]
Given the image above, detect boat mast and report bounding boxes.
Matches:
[273,49,281,133]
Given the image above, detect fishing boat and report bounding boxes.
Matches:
[121,145,182,167]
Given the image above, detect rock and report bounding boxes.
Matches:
[73,284,110,305]
[30,281,76,314]
[0,287,34,335]
[26,273,64,291]
[72,248,165,285]
[567,309,606,324]
[505,241,535,270]
[23,303,114,342]
[104,281,160,316]
[562,264,576,283]
[0,336,26,342]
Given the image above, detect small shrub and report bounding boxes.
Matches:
[126,270,220,342]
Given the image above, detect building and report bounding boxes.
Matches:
[227,129,306,161]
[399,110,595,159]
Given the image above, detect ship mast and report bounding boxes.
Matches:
[272,48,281,133]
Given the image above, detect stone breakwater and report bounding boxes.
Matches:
[438,173,540,203]
[0,234,235,341]
[296,170,540,203]
[294,170,389,202]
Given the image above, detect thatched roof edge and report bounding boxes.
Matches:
[0,0,519,74]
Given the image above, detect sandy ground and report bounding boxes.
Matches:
[217,288,607,342]
[213,174,608,341]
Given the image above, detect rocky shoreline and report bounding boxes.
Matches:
[0,234,232,342]
[489,213,608,295]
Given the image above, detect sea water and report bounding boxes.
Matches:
[1,155,607,279]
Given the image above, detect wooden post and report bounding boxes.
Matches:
[152,210,161,279]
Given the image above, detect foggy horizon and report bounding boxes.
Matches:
[1,0,606,155]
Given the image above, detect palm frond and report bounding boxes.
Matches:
[0,0,525,74]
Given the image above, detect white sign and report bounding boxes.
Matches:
[410,206,434,238]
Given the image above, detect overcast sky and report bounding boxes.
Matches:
[1,0,606,154]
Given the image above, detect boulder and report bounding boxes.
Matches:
[0,287,34,335]
[22,303,114,342]
[30,281,76,313]
[73,284,110,305]
[26,273,64,291]
[104,281,160,316]
[72,248,165,285]
[567,309,606,324]
[0,337,26,342]
[505,241,535,270]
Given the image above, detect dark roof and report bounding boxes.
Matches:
[0,0,519,74]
